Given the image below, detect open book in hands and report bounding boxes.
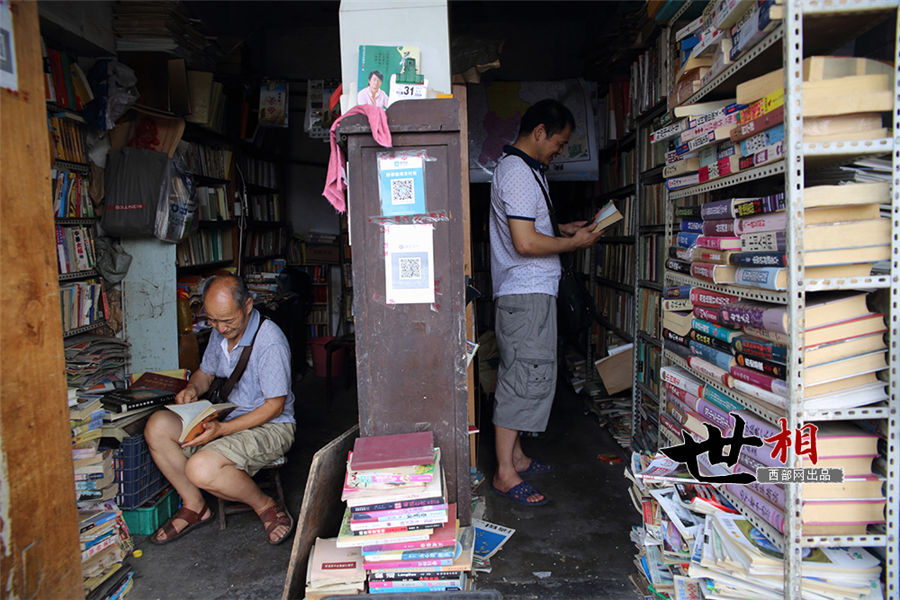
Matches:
[590,200,624,233]
[166,401,236,443]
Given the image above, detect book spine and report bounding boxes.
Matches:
[690,317,740,343]
[690,288,740,308]
[666,258,692,274]
[719,303,787,334]
[677,231,701,248]
[360,538,455,553]
[691,262,735,284]
[689,341,735,372]
[734,267,785,291]
[740,230,786,252]
[686,355,734,387]
[663,160,699,178]
[734,212,787,235]
[734,352,786,379]
[696,235,740,250]
[663,285,693,298]
[702,385,744,412]
[363,558,453,570]
[660,367,704,398]
[691,247,732,265]
[730,251,787,267]
[701,218,735,236]
[353,503,448,519]
[689,328,734,353]
[737,89,785,125]
[731,104,785,142]
[739,123,785,156]
[700,198,735,220]
[682,111,740,142]
[667,383,733,432]
[680,218,704,233]
[351,514,446,530]
[692,305,722,325]
[673,206,702,219]
[650,119,688,143]
[730,365,788,396]
[667,173,701,190]
[665,398,706,438]
[732,378,786,407]
[663,328,690,347]
[732,192,785,218]
[81,534,115,561]
[350,473,435,485]
[364,549,456,560]
[662,298,692,312]
[731,336,788,363]
[751,139,784,167]
[742,326,790,346]
[698,154,739,183]
[724,483,785,534]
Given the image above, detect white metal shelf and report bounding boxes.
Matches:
[664,272,789,304]
[803,137,894,156]
[802,0,900,13]
[801,275,891,291]
[801,404,892,421]
[668,161,786,199]
[799,533,888,547]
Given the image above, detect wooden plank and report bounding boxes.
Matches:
[454,84,478,470]
[0,2,82,598]
[281,425,358,600]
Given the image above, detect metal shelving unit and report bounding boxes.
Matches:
[653,2,899,596]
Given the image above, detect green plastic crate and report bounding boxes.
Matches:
[121,487,180,536]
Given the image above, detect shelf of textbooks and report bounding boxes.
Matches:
[644,1,899,596]
[295,264,331,339]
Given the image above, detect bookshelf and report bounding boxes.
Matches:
[239,154,288,274]
[642,1,898,595]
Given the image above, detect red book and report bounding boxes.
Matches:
[690,288,740,309]
[131,371,189,394]
[350,432,435,471]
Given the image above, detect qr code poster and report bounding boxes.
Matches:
[377,153,426,217]
[384,223,435,305]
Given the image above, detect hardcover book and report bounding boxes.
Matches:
[350,432,435,472]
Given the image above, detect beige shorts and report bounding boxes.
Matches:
[183,421,295,476]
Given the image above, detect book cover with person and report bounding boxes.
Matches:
[357,45,420,109]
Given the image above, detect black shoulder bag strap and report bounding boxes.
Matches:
[525,164,574,271]
[218,316,267,400]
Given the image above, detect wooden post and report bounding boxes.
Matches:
[0,1,83,598]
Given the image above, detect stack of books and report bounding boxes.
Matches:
[64,334,130,391]
[625,452,884,599]
[661,289,889,412]
[305,537,366,599]
[336,431,474,594]
[70,398,135,599]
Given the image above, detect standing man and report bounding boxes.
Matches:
[489,99,604,506]
[145,274,296,544]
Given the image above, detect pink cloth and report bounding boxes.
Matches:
[323,104,392,213]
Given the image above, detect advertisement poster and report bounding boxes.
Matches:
[259,80,288,127]
[384,223,434,305]
[378,152,426,216]
[357,45,420,109]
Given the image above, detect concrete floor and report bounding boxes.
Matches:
[127,372,640,600]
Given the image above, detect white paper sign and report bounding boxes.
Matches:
[0,1,18,91]
[384,223,434,304]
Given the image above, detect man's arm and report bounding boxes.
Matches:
[509,218,603,257]
[181,396,285,447]
[175,369,216,404]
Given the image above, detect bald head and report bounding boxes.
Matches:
[202,275,254,343]
[201,274,251,308]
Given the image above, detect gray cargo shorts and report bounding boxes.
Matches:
[492,293,557,432]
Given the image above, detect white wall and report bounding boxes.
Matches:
[338,0,451,110]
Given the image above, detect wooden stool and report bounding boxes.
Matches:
[217,456,286,530]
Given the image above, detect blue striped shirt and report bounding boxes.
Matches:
[199,309,295,424]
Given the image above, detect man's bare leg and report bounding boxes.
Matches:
[145,411,212,540]
[186,450,290,543]
[493,425,544,503]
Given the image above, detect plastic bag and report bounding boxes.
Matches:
[102,147,169,237]
[154,146,196,243]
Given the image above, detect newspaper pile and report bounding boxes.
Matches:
[64,334,130,390]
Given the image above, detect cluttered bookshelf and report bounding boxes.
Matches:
[625,1,898,597]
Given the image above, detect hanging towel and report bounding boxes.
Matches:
[323,104,392,213]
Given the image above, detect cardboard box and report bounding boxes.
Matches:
[594,343,633,395]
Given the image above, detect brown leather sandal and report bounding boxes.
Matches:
[149,505,214,545]
[258,501,294,545]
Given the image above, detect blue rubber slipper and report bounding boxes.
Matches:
[492,481,548,506]
[517,459,553,475]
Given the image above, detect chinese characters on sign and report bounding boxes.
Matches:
[661,414,836,484]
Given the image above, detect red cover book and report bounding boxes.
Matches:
[690,288,740,309]
[350,432,435,471]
